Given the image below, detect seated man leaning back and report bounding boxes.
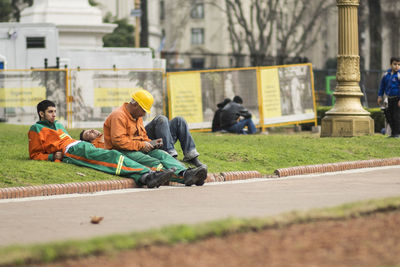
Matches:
[28,100,175,188]
[100,89,207,186]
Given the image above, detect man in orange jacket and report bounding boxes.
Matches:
[28,100,173,188]
[103,89,207,186]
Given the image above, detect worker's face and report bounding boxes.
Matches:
[129,101,146,119]
[391,61,400,73]
[82,129,101,142]
[40,106,56,123]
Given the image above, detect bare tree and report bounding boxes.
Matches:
[163,0,199,51]
[161,0,202,69]
[11,0,32,21]
[225,0,278,66]
[275,1,334,64]
[224,0,334,66]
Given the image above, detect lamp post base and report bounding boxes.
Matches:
[321,115,374,137]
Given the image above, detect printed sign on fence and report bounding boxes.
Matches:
[0,87,45,107]
[260,65,315,125]
[94,88,135,107]
[169,72,203,123]
[167,64,316,130]
[260,68,282,118]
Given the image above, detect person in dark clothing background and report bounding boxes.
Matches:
[211,98,231,132]
[220,96,257,134]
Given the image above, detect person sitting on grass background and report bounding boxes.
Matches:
[28,100,174,188]
[220,95,257,134]
[212,98,231,132]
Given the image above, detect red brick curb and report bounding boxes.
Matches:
[4,157,398,200]
[0,171,262,200]
[0,179,136,200]
[168,171,263,186]
[274,157,400,177]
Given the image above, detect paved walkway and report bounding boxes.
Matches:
[1,166,400,247]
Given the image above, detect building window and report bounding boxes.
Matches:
[191,58,205,69]
[26,37,45,49]
[191,28,204,45]
[190,2,204,19]
[160,0,165,20]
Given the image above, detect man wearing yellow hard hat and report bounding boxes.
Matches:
[103,89,207,186]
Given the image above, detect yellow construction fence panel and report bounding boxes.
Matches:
[169,72,203,123]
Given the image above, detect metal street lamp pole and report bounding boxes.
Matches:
[321,0,374,137]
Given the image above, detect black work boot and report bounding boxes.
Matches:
[185,156,206,167]
[141,169,174,188]
[183,165,208,186]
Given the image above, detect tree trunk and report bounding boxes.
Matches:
[358,1,366,70]
[140,0,148,47]
[367,0,382,70]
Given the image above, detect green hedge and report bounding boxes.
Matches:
[317,106,385,133]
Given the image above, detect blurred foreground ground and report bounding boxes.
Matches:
[38,210,400,267]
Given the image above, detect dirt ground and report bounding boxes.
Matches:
[38,211,400,267]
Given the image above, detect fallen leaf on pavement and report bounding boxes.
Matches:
[90,216,104,224]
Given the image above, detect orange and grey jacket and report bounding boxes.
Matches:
[92,134,105,149]
[103,103,150,151]
[28,120,76,161]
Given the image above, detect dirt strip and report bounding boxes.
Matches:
[37,210,400,267]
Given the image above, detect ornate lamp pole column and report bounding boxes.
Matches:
[321,0,374,137]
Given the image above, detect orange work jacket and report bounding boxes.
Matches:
[28,120,76,161]
[92,134,105,149]
[103,103,150,151]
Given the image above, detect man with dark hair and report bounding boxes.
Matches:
[80,129,105,148]
[233,96,243,104]
[103,89,207,186]
[28,100,174,188]
[378,56,400,138]
[212,98,231,132]
[220,95,257,134]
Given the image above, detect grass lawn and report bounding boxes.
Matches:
[1,123,400,188]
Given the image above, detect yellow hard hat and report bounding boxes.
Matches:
[131,89,154,113]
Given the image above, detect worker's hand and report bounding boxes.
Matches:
[54,151,63,161]
[154,138,163,148]
[398,100,400,108]
[141,142,154,153]
[377,96,383,106]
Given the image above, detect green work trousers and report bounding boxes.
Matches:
[120,149,187,184]
[63,142,149,183]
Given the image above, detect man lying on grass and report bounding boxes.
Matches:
[27,100,175,188]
